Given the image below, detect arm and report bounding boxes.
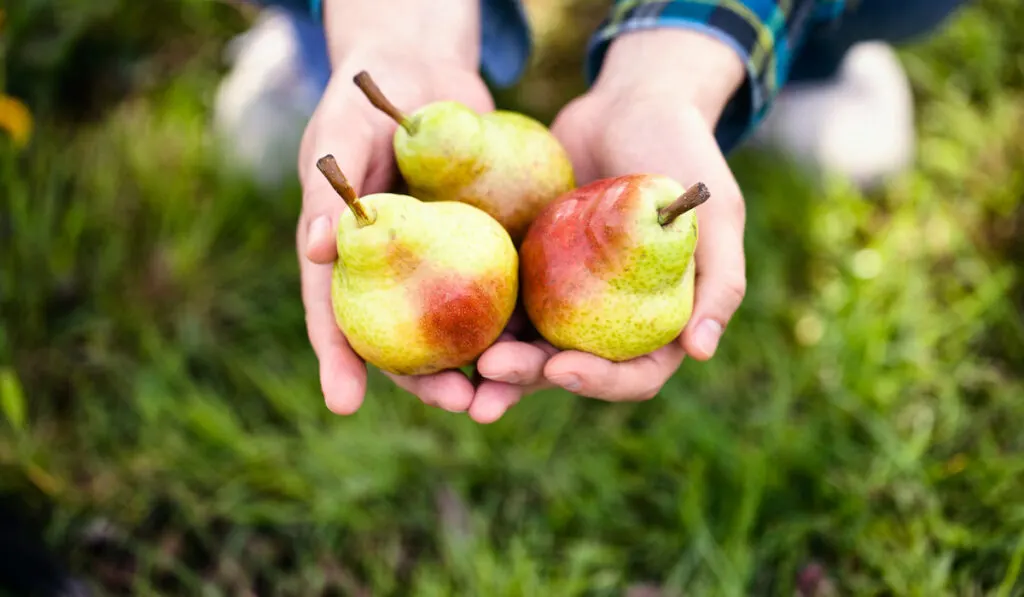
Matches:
[586,0,847,152]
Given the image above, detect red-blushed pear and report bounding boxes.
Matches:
[520,174,710,362]
[316,154,518,377]
[352,71,575,245]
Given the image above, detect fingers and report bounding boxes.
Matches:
[467,380,523,424]
[680,166,747,361]
[296,90,379,416]
[544,342,687,401]
[299,254,368,415]
[469,333,556,423]
[385,370,476,413]
[304,213,337,264]
[476,339,557,387]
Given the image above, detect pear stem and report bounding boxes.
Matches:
[658,182,710,226]
[352,70,416,135]
[316,154,375,227]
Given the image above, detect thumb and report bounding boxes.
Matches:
[297,95,375,264]
[640,111,748,361]
[680,166,746,360]
[296,95,377,415]
[642,118,748,361]
[304,213,337,264]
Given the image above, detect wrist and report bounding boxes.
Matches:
[591,28,746,126]
[321,0,481,72]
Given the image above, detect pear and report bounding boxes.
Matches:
[520,174,710,362]
[316,154,519,376]
[352,71,575,244]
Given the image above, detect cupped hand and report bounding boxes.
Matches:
[548,94,747,400]
[297,51,500,417]
[474,30,749,405]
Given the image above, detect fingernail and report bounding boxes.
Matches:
[694,319,723,357]
[489,370,521,384]
[307,215,330,250]
[550,374,581,392]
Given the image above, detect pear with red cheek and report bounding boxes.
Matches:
[316,154,518,377]
[520,174,709,362]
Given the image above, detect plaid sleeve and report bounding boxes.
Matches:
[585,0,846,155]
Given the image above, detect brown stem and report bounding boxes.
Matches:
[658,182,710,226]
[316,154,375,227]
[352,70,415,135]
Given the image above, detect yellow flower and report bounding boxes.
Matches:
[0,94,33,148]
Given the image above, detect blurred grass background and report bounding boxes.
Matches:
[2,0,1024,595]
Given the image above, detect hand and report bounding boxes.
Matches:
[297,48,498,416]
[467,309,560,422]
[475,29,749,404]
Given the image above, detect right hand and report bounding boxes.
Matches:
[296,50,496,417]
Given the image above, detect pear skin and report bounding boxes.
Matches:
[317,155,518,376]
[353,71,575,244]
[520,174,709,362]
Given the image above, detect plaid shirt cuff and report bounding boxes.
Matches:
[585,0,846,154]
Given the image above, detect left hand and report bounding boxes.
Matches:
[470,29,750,409]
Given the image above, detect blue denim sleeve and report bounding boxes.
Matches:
[252,0,533,88]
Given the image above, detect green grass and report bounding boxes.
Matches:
[2,0,1024,595]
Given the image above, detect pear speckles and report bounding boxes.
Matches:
[317,155,518,376]
[521,174,707,362]
[353,71,575,245]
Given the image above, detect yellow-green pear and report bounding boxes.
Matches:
[352,71,575,244]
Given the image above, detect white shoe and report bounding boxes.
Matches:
[212,8,326,190]
[747,41,916,191]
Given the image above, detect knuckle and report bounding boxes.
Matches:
[722,274,748,306]
[633,385,662,401]
[706,180,746,227]
[728,196,747,227]
[304,315,324,355]
[297,209,323,242]
[628,375,666,402]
